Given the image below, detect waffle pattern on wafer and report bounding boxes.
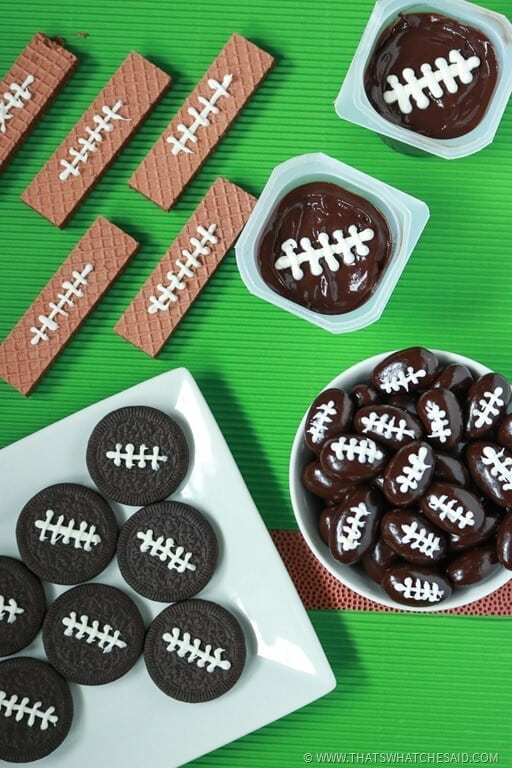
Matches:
[129,34,274,211]
[0,33,77,173]
[21,52,171,227]
[0,217,139,395]
[115,178,256,356]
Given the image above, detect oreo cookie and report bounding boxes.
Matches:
[42,583,145,685]
[86,405,189,506]
[0,656,73,763]
[144,599,246,703]
[16,483,118,585]
[0,557,46,658]
[117,501,218,602]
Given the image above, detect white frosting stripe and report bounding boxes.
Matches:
[0,595,25,624]
[0,691,58,730]
[29,263,94,345]
[162,627,231,672]
[105,443,168,470]
[167,74,232,155]
[0,75,35,134]
[34,509,101,550]
[136,529,196,573]
[62,611,127,653]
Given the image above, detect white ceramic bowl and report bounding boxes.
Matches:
[290,349,512,611]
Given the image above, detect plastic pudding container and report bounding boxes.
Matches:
[235,152,429,333]
[334,0,512,159]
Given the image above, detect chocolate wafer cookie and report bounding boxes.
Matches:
[86,405,189,505]
[0,656,73,763]
[0,33,78,174]
[16,483,118,585]
[115,178,256,357]
[22,52,171,227]
[42,583,145,685]
[130,34,274,210]
[117,501,218,602]
[0,557,46,657]
[0,217,139,396]
[144,599,246,703]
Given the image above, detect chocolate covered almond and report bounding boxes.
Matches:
[372,347,439,395]
[433,453,469,487]
[496,414,512,452]
[382,440,435,506]
[361,538,401,584]
[354,404,422,450]
[417,388,463,450]
[420,483,485,536]
[433,363,473,397]
[381,509,446,565]
[329,486,382,565]
[302,461,354,502]
[467,441,512,508]
[382,565,451,607]
[496,512,512,569]
[304,388,353,454]
[320,434,387,482]
[449,505,501,552]
[446,543,500,586]
[465,373,511,439]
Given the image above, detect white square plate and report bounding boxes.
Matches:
[0,368,335,768]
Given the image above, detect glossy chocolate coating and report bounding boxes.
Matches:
[433,363,474,397]
[449,504,501,552]
[381,564,452,606]
[465,373,511,439]
[433,452,469,487]
[329,486,382,565]
[417,388,463,450]
[445,542,499,586]
[304,387,354,454]
[466,441,512,508]
[381,509,447,564]
[302,461,354,502]
[382,440,435,506]
[496,511,512,569]
[385,393,418,416]
[351,383,381,409]
[354,404,423,450]
[321,434,388,482]
[372,347,440,395]
[318,506,338,545]
[256,181,392,315]
[497,414,512,452]
[361,538,401,583]
[364,13,498,139]
[421,482,485,536]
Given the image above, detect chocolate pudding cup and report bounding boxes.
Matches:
[335,0,512,159]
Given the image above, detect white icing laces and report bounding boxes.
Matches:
[481,445,512,491]
[0,691,58,730]
[329,436,384,465]
[424,401,451,444]
[62,611,127,653]
[396,446,431,493]
[162,627,231,673]
[0,595,24,624]
[30,263,93,345]
[34,509,101,550]
[167,74,232,155]
[0,75,34,134]
[360,411,415,443]
[428,494,475,530]
[383,49,481,114]
[474,387,505,430]
[275,227,375,281]
[337,503,370,552]
[148,224,218,313]
[395,576,445,603]
[137,529,196,573]
[400,521,441,559]
[105,443,168,470]
[380,366,426,394]
[307,401,337,444]
[59,100,128,181]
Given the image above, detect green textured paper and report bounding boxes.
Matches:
[0,1,510,766]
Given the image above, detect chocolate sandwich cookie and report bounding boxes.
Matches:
[117,501,218,602]
[0,557,46,657]
[42,583,145,685]
[0,656,73,763]
[16,483,118,585]
[144,599,246,703]
[86,405,189,506]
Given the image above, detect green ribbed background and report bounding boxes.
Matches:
[1,1,511,766]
